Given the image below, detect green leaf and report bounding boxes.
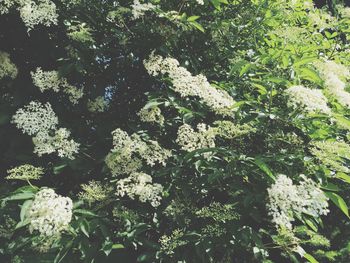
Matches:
[336,172,350,184]
[3,192,35,201]
[187,16,200,22]
[254,158,275,181]
[293,57,317,68]
[74,209,99,217]
[325,192,349,218]
[304,253,319,263]
[189,21,205,32]
[20,200,32,222]
[112,244,125,249]
[299,67,322,85]
[239,63,251,77]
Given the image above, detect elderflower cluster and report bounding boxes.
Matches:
[284,85,331,114]
[176,123,216,152]
[130,0,156,20]
[116,172,163,207]
[0,51,18,80]
[310,140,350,173]
[159,229,188,256]
[78,181,112,204]
[6,164,44,181]
[31,68,84,104]
[87,96,109,112]
[267,174,329,230]
[105,128,171,175]
[33,128,80,159]
[144,53,236,116]
[213,120,256,139]
[0,0,58,31]
[314,60,350,108]
[27,188,73,237]
[138,106,164,125]
[12,101,58,135]
[12,101,79,159]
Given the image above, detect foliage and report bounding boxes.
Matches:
[1,0,350,262]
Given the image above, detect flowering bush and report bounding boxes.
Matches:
[2,0,350,262]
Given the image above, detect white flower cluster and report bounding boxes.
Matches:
[0,51,18,80]
[33,128,80,159]
[0,0,58,31]
[196,0,204,4]
[116,172,163,207]
[12,101,58,135]
[138,105,164,125]
[87,96,109,112]
[267,174,329,230]
[31,68,84,104]
[144,53,236,116]
[12,101,79,159]
[284,85,331,114]
[106,128,171,175]
[176,123,216,152]
[6,164,44,181]
[314,60,350,108]
[131,0,156,20]
[27,188,73,237]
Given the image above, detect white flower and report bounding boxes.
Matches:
[267,174,329,230]
[106,128,171,175]
[6,164,44,181]
[138,106,164,125]
[31,68,84,104]
[12,101,79,159]
[33,128,80,160]
[131,0,156,20]
[116,172,163,207]
[195,0,204,4]
[176,123,216,152]
[19,0,58,30]
[12,101,58,135]
[87,96,109,112]
[314,60,350,108]
[144,53,236,116]
[285,85,331,114]
[0,51,18,80]
[27,188,73,237]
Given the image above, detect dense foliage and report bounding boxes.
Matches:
[2,0,350,262]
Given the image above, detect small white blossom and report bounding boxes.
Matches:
[12,101,79,159]
[27,188,73,237]
[144,53,236,116]
[176,123,216,152]
[19,0,58,30]
[314,60,350,108]
[285,85,331,114]
[267,174,329,230]
[106,128,171,175]
[6,164,44,181]
[33,128,80,159]
[131,0,156,20]
[12,101,58,135]
[87,96,109,112]
[138,106,164,125]
[0,51,18,80]
[116,172,163,207]
[31,68,84,104]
